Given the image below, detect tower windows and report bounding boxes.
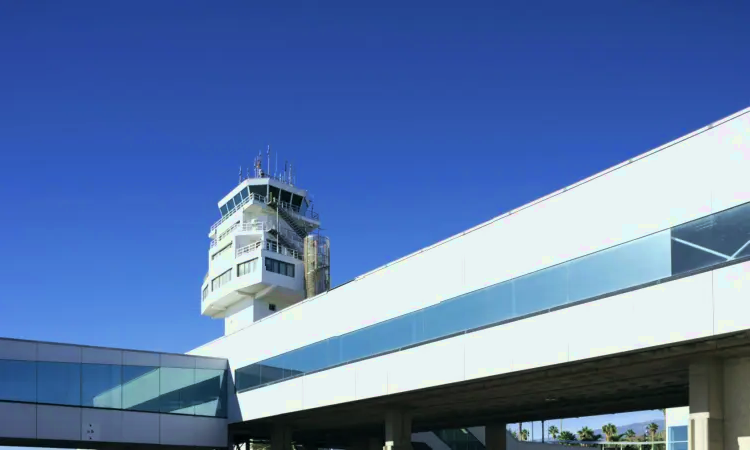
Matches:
[265,258,295,278]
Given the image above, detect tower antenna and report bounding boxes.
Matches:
[238,166,242,183]
[267,145,270,178]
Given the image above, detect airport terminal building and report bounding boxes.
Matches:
[1,108,749,450]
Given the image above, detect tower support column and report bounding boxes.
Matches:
[486,423,507,450]
[271,424,293,450]
[690,359,724,450]
[384,410,412,450]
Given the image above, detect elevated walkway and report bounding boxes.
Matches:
[0,338,229,449]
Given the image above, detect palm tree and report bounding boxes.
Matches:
[511,431,518,440]
[578,426,596,442]
[548,425,560,441]
[646,423,659,441]
[624,430,637,441]
[602,424,619,442]
[520,429,530,442]
[559,431,576,445]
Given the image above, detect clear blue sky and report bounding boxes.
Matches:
[0,1,748,361]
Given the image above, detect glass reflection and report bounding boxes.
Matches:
[122,365,160,413]
[160,367,195,415]
[38,361,80,406]
[82,364,121,408]
[0,360,36,402]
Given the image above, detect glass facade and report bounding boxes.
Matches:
[0,360,227,418]
[211,269,232,291]
[238,258,258,277]
[265,257,295,277]
[236,201,750,393]
[669,426,688,450]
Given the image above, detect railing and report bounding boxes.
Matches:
[210,221,241,248]
[210,220,303,249]
[234,239,302,260]
[210,193,267,234]
[236,241,263,258]
[277,200,319,221]
[266,240,303,260]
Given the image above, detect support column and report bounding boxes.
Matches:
[723,357,750,450]
[486,423,507,450]
[384,410,412,450]
[271,424,293,450]
[689,359,724,450]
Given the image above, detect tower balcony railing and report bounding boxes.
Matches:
[210,220,303,248]
[276,200,319,221]
[235,239,303,261]
[236,241,263,258]
[210,193,267,234]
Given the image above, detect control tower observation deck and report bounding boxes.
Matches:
[200,155,330,336]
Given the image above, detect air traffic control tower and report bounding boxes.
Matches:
[200,151,330,335]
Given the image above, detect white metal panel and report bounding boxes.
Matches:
[568,272,713,362]
[463,322,516,381]
[237,377,303,421]
[160,354,196,368]
[37,343,82,363]
[122,351,160,367]
[713,261,750,335]
[709,113,750,213]
[159,414,227,447]
[37,404,81,441]
[194,356,227,370]
[121,410,160,444]
[0,339,36,361]
[387,335,466,394]
[81,408,123,443]
[506,312,568,373]
[302,365,356,410]
[0,402,36,439]
[353,354,390,401]
[81,347,122,365]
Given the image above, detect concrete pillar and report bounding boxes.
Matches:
[271,424,292,450]
[486,423,507,450]
[723,357,750,450]
[384,410,412,450]
[690,359,724,450]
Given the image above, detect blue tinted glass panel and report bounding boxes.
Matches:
[669,426,688,442]
[82,364,121,408]
[671,443,688,450]
[122,366,160,412]
[233,193,242,206]
[160,367,195,415]
[259,364,283,385]
[513,263,568,316]
[341,314,418,363]
[421,281,514,342]
[284,340,329,374]
[226,198,235,211]
[569,231,671,303]
[236,364,260,390]
[0,360,36,402]
[193,369,227,417]
[37,362,80,406]
[671,202,750,275]
[240,188,249,200]
[326,337,342,368]
[220,204,229,216]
